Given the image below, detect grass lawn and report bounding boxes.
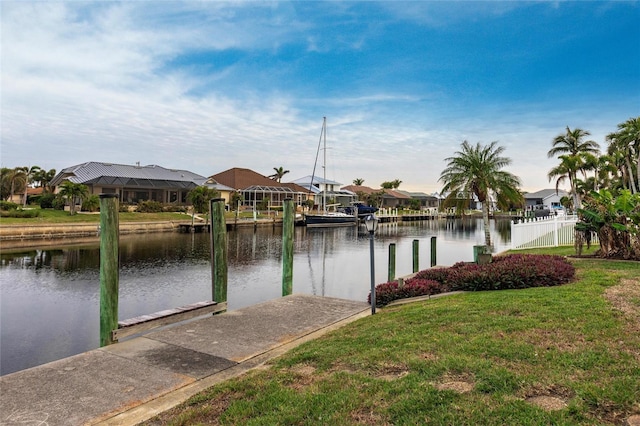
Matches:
[0,208,192,224]
[0,207,279,225]
[143,247,639,425]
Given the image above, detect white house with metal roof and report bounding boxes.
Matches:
[523,188,569,211]
[50,162,233,205]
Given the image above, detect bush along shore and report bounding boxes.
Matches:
[372,254,576,307]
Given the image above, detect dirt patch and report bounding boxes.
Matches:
[374,362,411,381]
[433,373,475,394]
[604,278,640,322]
[525,395,568,411]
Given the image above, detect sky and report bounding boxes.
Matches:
[2,1,639,194]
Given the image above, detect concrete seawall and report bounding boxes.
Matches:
[0,221,184,251]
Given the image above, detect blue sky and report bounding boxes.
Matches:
[2,1,639,193]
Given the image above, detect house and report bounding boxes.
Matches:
[210,168,309,209]
[395,190,440,209]
[49,162,232,204]
[524,189,569,211]
[290,175,356,208]
[340,185,412,208]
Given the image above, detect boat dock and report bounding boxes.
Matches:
[0,294,369,425]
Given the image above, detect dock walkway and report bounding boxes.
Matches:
[0,294,369,425]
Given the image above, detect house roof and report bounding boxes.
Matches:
[524,189,569,200]
[50,162,208,189]
[341,185,378,195]
[395,190,437,200]
[211,168,307,193]
[382,189,412,199]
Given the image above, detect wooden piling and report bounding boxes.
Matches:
[282,198,294,296]
[210,198,228,303]
[99,194,119,347]
[388,243,396,282]
[412,239,419,273]
[430,236,437,267]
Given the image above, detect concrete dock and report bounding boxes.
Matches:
[0,294,370,425]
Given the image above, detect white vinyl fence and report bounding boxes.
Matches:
[511,214,598,250]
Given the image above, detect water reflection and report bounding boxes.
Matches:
[1,218,511,375]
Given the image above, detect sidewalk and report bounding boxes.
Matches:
[0,294,370,425]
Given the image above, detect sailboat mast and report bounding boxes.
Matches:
[322,116,327,214]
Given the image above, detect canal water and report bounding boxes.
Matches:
[0,218,512,375]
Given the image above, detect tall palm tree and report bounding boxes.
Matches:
[18,165,41,206]
[269,167,290,183]
[547,127,599,209]
[33,168,57,192]
[58,181,89,215]
[607,116,640,194]
[352,178,365,186]
[439,141,522,247]
[1,168,28,202]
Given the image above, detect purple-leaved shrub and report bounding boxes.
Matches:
[370,254,575,307]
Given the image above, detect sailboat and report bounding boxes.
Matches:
[304,117,358,228]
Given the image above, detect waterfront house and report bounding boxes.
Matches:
[524,188,569,211]
[395,190,440,209]
[210,168,309,210]
[50,161,233,205]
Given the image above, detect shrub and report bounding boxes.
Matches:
[51,195,66,210]
[39,193,56,209]
[82,195,100,212]
[163,204,187,213]
[414,254,575,292]
[0,209,40,218]
[370,278,447,307]
[0,201,19,211]
[137,200,163,213]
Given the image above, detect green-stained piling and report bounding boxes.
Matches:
[210,198,228,303]
[99,194,119,346]
[282,198,294,296]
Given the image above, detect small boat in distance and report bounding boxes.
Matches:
[304,117,357,228]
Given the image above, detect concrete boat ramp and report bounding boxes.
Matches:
[0,294,370,425]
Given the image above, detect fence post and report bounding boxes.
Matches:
[388,243,396,282]
[553,215,559,247]
[282,198,294,296]
[430,236,437,267]
[210,198,228,303]
[99,194,119,347]
[412,239,419,273]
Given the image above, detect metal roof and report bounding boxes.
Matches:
[524,189,568,199]
[50,162,207,188]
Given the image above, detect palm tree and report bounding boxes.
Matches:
[33,168,57,193]
[439,141,522,247]
[269,167,290,183]
[607,116,640,194]
[1,168,28,202]
[381,179,402,189]
[58,181,89,215]
[18,165,41,206]
[547,127,600,209]
[352,178,365,186]
[187,186,220,214]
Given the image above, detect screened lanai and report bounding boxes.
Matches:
[242,185,310,209]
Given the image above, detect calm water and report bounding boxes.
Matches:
[0,218,511,375]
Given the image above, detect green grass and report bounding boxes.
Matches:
[143,249,640,425]
[0,207,281,225]
[0,208,191,224]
